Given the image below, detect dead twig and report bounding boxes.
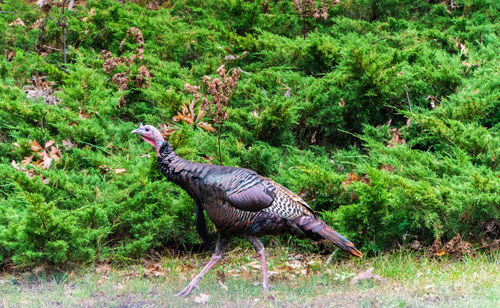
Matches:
[42,45,62,52]
[405,85,412,114]
[370,36,389,45]
[41,111,47,141]
[36,1,52,54]
[60,0,68,63]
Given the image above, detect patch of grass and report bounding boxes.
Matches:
[1,249,498,307]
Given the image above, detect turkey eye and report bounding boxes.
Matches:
[145,127,150,132]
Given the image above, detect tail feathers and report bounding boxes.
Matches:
[292,216,362,258]
[317,225,362,258]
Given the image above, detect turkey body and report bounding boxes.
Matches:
[158,142,361,253]
[156,141,362,296]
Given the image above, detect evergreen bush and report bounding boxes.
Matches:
[0,0,498,266]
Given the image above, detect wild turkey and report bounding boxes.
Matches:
[132,123,362,296]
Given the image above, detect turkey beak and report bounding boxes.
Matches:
[131,123,143,134]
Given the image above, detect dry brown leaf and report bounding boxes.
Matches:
[30,140,43,152]
[158,123,177,137]
[8,17,25,27]
[11,160,38,180]
[341,173,360,189]
[216,270,226,283]
[406,117,412,128]
[38,151,53,170]
[453,38,468,56]
[96,263,111,274]
[202,155,214,164]
[435,250,446,256]
[79,108,92,120]
[443,234,476,258]
[114,168,126,175]
[380,164,395,172]
[189,99,196,119]
[21,155,34,166]
[30,17,44,30]
[310,130,317,144]
[62,139,77,148]
[197,122,216,132]
[99,165,126,175]
[350,268,384,284]
[144,262,164,277]
[11,160,22,171]
[172,105,194,125]
[44,140,55,149]
[388,128,406,148]
[12,142,20,148]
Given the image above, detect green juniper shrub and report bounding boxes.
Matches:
[0,0,498,266]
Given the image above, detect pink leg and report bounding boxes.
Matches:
[174,253,222,296]
[245,236,269,292]
[174,234,227,297]
[257,247,269,291]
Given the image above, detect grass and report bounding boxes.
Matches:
[0,248,498,307]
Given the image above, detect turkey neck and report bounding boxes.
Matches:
[157,141,213,203]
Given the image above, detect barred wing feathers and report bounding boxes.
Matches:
[224,173,315,219]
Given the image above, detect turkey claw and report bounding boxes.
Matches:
[173,284,198,297]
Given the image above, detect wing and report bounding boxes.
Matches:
[224,170,316,219]
[225,173,277,212]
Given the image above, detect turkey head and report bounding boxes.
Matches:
[131,123,164,156]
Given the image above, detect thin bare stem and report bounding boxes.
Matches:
[405,85,412,114]
[37,11,50,53]
[41,111,47,142]
[218,121,223,164]
[61,0,67,63]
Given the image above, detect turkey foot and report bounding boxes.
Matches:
[173,253,221,297]
[173,234,227,297]
[173,282,199,297]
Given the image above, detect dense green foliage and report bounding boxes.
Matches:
[0,0,498,266]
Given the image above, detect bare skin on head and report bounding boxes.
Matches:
[131,123,164,157]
